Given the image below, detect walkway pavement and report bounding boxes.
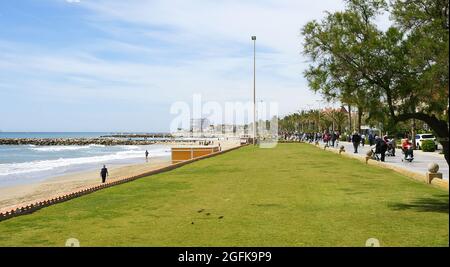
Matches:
[329,141,448,180]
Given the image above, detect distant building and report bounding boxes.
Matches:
[190,118,210,136]
[172,120,249,138]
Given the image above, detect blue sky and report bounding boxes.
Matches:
[0,0,359,132]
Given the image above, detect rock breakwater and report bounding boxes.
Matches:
[0,138,163,146]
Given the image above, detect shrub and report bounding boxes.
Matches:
[340,134,348,142]
[421,140,436,152]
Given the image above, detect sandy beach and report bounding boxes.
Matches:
[0,157,172,211]
[0,139,241,213]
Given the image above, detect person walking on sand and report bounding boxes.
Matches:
[145,150,149,160]
[100,165,109,183]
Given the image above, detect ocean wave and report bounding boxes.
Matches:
[0,149,170,176]
[29,144,106,152]
[120,145,140,150]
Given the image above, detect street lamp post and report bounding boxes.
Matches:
[256,99,264,139]
[252,36,256,145]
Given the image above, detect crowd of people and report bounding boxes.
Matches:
[350,132,414,162]
[281,130,414,163]
[281,131,342,147]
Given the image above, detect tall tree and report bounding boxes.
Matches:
[302,0,449,164]
[329,109,348,133]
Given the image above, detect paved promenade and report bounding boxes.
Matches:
[330,141,448,180]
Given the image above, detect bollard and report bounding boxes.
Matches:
[365,150,373,164]
[426,163,442,184]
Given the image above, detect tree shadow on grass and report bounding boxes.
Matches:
[389,195,449,214]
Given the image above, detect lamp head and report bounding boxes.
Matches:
[251,36,256,40]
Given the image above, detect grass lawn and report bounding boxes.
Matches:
[0,144,448,247]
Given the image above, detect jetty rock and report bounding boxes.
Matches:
[0,138,158,146]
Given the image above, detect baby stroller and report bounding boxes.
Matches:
[370,145,380,161]
[386,139,396,157]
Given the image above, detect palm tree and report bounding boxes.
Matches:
[329,109,347,133]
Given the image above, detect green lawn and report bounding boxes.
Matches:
[0,144,448,247]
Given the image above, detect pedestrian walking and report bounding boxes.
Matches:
[352,131,361,153]
[100,165,109,183]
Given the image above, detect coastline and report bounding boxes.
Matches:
[0,139,241,212]
[0,157,172,211]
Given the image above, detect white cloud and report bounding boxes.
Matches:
[77,0,348,108]
[4,0,386,131]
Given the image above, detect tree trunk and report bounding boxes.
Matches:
[357,107,363,133]
[411,118,416,150]
[441,140,449,166]
[348,105,352,132]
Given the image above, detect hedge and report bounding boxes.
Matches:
[421,140,436,152]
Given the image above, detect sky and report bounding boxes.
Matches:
[0,0,386,132]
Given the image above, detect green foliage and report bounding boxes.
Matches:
[279,108,349,133]
[391,0,449,122]
[328,109,348,133]
[421,140,436,152]
[302,0,449,163]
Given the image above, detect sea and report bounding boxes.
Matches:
[0,132,171,187]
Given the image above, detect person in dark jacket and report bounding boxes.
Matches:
[375,137,388,162]
[368,133,374,146]
[351,131,361,153]
[331,132,337,147]
[100,165,109,183]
